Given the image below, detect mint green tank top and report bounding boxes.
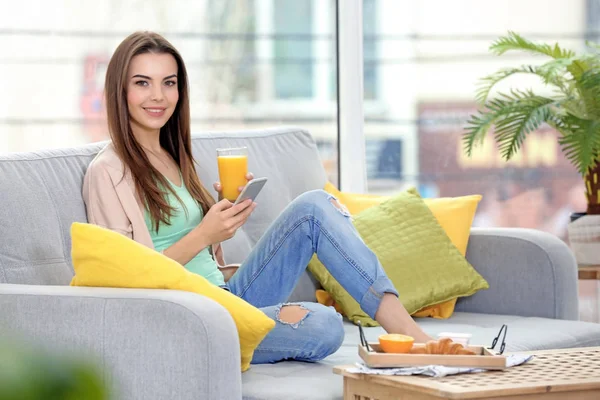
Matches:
[144,175,225,287]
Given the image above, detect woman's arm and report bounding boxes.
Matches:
[163,233,239,282]
[83,163,133,237]
[161,228,211,265]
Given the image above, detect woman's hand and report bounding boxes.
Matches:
[196,198,256,245]
[213,172,254,201]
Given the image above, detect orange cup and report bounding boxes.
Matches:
[217,147,248,202]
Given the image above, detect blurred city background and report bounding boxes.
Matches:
[0,0,595,241]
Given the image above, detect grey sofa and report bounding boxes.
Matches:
[1,126,599,400]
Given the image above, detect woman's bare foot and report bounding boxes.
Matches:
[374,293,433,343]
[407,330,433,344]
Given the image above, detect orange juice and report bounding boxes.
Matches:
[217,154,248,201]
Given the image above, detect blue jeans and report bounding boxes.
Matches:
[225,190,399,364]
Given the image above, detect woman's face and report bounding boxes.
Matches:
[126,52,179,136]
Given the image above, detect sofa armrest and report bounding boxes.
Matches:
[458,227,579,320]
[0,284,242,400]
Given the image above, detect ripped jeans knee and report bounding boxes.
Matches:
[275,303,310,329]
[293,189,352,219]
[251,302,345,364]
[326,194,352,218]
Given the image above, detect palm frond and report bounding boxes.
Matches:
[567,59,589,80]
[475,62,569,104]
[464,90,557,160]
[493,90,557,160]
[580,68,600,89]
[490,31,576,59]
[568,62,600,119]
[463,112,498,157]
[537,57,578,93]
[558,115,600,174]
[556,97,588,120]
[463,94,523,155]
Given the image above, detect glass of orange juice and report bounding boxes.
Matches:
[216,147,248,202]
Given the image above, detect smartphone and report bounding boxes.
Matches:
[233,177,268,205]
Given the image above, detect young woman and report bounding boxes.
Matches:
[83,31,432,364]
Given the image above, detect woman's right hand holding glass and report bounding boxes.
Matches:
[196,198,256,245]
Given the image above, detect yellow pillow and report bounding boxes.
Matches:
[69,222,275,372]
[322,182,481,319]
[324,182,384,214]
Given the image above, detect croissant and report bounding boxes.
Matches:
[409,339,476,355]
[437,338,453,354]
[425,340,438,354]
[448,343,464,355]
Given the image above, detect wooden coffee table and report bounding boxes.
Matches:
[334,347,600,399]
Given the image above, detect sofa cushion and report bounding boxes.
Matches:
[308,187,489,325]
[69,222,275,372]
[319,182,482,319]
[0,147,101,285]
[241,314,600,400]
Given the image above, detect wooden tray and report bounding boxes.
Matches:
[359,342,508,370]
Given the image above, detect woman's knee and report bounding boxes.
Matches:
[294,189,351,217]
[317,305,345,358]
[255,302,345,364]
[277,304,310,326]
[294,189,327,207]
[295,303,345,360]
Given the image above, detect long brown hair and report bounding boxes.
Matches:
[104,31,215,232]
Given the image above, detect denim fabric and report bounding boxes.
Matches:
[226,190,398,364]
[249,302,345,364]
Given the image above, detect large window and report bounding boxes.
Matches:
[0,0,339,185]
[4,0,593,243]
[362,0,589,241]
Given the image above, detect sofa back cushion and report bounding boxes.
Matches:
[0,145,100,285]
[0,127,326,302]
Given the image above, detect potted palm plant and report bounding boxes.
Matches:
[463,32,600,265]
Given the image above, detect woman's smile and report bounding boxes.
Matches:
[143,107,167,118]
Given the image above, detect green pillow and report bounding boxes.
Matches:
[308,187,489,326]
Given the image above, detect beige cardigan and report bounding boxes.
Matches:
[82,143,225,266]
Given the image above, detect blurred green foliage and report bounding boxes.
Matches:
[0,339,107,400]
